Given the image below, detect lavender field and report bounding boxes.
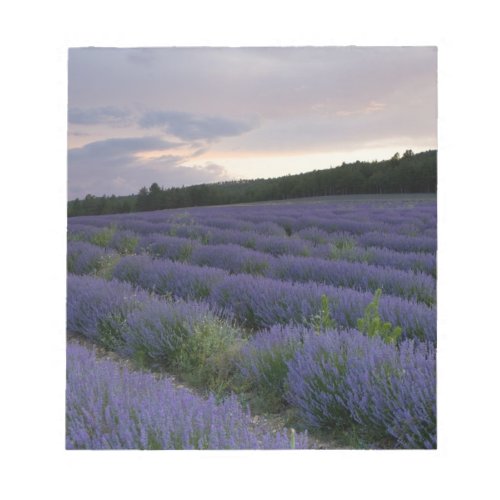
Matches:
[66,195,437,449]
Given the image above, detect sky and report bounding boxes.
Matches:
[68,47,437,199]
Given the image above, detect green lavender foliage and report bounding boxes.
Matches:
[98,312,129,350]
[356,289,402,344]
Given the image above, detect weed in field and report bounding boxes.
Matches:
[112,232,138,254]
[309,294,337,333]
[175,318,244,395]
[90,225,117,247]
[357,289,402,344]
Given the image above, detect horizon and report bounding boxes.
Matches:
[68,47,437,199]
[69,148,436,201]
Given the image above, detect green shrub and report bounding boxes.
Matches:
[90,226,117,248]
[309,295,337,333]
[116,236,138,255]
[356,289,402,344]
[174,318,244,394]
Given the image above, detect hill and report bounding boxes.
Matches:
[68,149,436,217]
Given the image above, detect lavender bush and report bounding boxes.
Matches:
[358,231,437,253]
[270,255,435,304]
[67,241,118,276]
[137,233,198,261]
[67,274,149,342]
[286,329,436,448]
[191,243,270,276]
[113,255,228,300]
[120,299,218,365]
[121,298,242,390]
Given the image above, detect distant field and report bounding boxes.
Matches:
[67,194,437,449]
[234,192,437,206]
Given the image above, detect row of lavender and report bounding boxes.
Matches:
[70,199,437,240]
[68,237,435,305]
[67,342,306,449]
[67,245,435,342]
[69,213,437,255]
[68,274,436,448]
[69,222,436,277]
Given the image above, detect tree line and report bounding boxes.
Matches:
[68,149,436,217]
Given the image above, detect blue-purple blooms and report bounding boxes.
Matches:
[336,245,436,277]
[269,255,435,304]
[358,231,437,253]
[66,342,308,449]
[137,233,199,261]
[211,273,436,341]
[67,274,150,342]
[108,254,436,340]
[69,199,437,244]
[67,223,103,241]
[191,243,271,275]
[67,240,118,275]
[104,231,434,302]
[285,329,436,448]
[70,214,436,280]
[113,255,228,300]
[253,234,311,257]
[120,298,225,367]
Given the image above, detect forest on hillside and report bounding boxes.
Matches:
[68,149,436,217]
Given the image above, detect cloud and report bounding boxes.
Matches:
[68,136,231,198]
[68,106,132,126]
[68,131,91,137]
[68,47,435,158]
[69,47,436,121]
[69,136,177,158]
[139,111,256,141]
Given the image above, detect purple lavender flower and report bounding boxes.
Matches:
[67,240,118,275]
[67,274,150,341]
